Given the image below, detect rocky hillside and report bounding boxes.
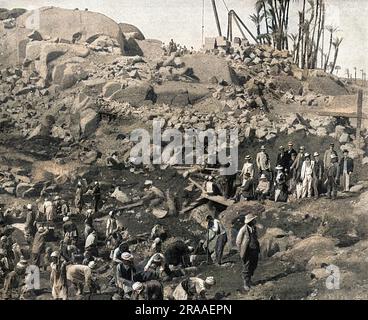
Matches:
[1,6,368,300]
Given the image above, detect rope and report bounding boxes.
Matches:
[202,0,205,46]
[221,0,229,12]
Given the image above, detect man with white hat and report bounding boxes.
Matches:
[300,153,314,198]
[241,155,254,183]
[131,280,164,300]
[116,252,136,298]
[206,215,227,265]
[31,226,48,266]
[62,216,79,243]
[25,203,36,242]
[75,181,84,214]
[2,259,27,299]
[256,145,271,176]
[50,251,68,300]
[255,174,270,202]
[236,213,260,291]
[66,260,98,296]
[312,152,324,198]
[173,276,216,300]
[326,153,340,199]
[106,211,118,238]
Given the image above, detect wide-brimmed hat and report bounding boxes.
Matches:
[121,252,134,261]
[205,276,216,286]
[299,146,305,150]
[244,213,257,224]
[313,152,319,157]
[288,141,293,146]
[260,174,267,180]
[275,165,283,170]
[51,251,59,258]
[244,155,251,160]
[144,180,153,186]
[260,145,266,150]
[304,153,310,158]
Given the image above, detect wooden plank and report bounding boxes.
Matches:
[202,194,235,207]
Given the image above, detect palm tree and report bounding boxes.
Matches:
[324,25,339,71]
[250,11,265,41]
[330,37,343,74]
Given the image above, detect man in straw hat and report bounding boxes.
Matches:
[326,153,340,199]
[236,213,260,291]
[116,252,137,299]
[173,276,216,300]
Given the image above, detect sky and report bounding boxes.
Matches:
[1,0,367,76]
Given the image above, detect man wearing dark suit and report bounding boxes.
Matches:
[339,150,354,192]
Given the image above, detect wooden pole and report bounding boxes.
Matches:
[211,0,222,37]
[356,89,363,148]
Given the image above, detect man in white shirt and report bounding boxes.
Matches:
[206,215,227,265]
[241,155,254,184]
[300,153,314,198]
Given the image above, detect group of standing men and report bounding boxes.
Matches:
[237,142,354,202]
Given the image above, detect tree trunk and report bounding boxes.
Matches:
[324,31,333,72]
[330,46,339,74]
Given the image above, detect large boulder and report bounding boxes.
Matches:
[282,235,337,266]
[181,54,239,84]
[110,82,155,106]
[52,62,88,89]
[153,82,210,106]
[79,108,99,138]
[119,23,145,40]
[0,6,126,66]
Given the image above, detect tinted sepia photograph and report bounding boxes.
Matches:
[0,0,367,305]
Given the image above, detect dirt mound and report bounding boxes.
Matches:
[307,76,349,96]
